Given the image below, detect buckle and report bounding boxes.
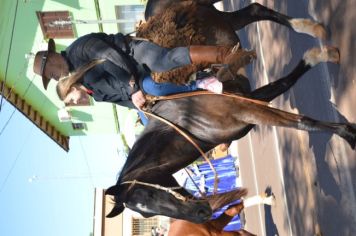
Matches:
[40,53,48,75]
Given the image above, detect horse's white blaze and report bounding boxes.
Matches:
[135,203,155,213]
[303,46,340,67]
[289,18,326,39]
[243,194,275,208]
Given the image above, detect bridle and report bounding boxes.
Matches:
[121,179,188,201]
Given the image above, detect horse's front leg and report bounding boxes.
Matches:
[223,2,326,39]
[249,46,339,102]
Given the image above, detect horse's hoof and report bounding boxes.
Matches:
[289,19,327,40]
[326,46,341,64]
[303,46,340,66]
[311,23,327,40]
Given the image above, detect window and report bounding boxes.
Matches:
[132,217,158,235]
[115,5,145,34]
[72,122,86,130]
[36,11,75,39]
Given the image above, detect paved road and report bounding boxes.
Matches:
[223,0,356,235]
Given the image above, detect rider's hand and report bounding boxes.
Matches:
[131,90,146,109]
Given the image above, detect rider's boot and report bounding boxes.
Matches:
[189,44,256,67]
[217,49,257,82]
[189,44,257,81]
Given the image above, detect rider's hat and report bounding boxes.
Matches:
[33,39,56,90]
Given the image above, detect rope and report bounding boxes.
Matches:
[121,180,186,201]
[150,90,269,106]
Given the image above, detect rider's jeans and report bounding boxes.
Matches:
[141,75,197,96]
[139,76,198,125]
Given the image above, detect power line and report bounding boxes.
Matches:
[0,84,44,194]
[0,104,17,136]
[0,0,20,113]
[0,75,35,138]
[78,138,95,187]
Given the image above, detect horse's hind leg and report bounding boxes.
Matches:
[249,46,340,102]
[234,102,356,149]
[223,3,326,39]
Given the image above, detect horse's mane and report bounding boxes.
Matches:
[207,188,248,212]
[107,121,182,214]
[116,122,174,184]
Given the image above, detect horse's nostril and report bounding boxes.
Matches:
[196,207,211,218]
[192,207,212,223]
[197,209,205,217]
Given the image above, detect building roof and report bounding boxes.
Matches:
[0,81,70,151]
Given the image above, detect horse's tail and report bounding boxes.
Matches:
[207,188,248,212]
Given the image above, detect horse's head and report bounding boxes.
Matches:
[103,112,215,223]
[105,180,213,223]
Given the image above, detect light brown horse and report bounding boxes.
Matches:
[168,192,275,236]
[168,202,253,236]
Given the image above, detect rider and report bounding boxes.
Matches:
[33,32,241,109]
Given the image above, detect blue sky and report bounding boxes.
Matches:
[0,99,126,236]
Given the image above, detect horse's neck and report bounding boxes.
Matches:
[122,108,213,187]
[143,121,208,171]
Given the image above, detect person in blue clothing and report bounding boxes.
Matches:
[33,32,240,109]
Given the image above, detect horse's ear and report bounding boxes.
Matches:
[106,204,125,218]
[105,185,121,196]
[105,185,126,218]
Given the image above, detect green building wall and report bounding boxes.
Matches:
[0,0,146,138]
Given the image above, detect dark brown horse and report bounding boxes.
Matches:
[104,0,355,224]
[105,45,355,223]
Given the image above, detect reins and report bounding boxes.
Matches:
[148,90,269,106]
[121,180,187,201]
